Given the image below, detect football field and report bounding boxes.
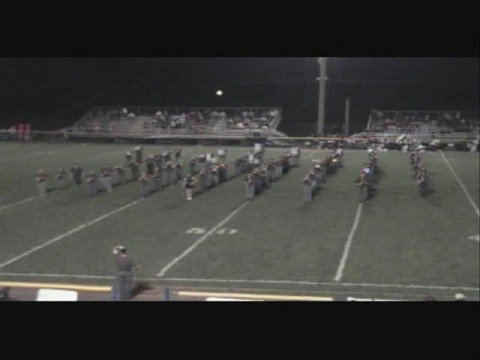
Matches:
[0,142,478,300]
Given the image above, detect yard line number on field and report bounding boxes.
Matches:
[157,201,250,277]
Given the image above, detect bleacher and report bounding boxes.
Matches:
[351,110,479,144]
[70,106,286,139]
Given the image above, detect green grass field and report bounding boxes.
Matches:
[0,142,478,300]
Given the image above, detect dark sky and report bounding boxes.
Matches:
[0,57,478,132]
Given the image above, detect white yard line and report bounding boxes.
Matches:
[334,202,364,282]
[0,196,39,213]
[440,152,479,217]
[156,201,250,277]
[0,199,143,269]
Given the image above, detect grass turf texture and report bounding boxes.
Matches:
[0,143,478,300]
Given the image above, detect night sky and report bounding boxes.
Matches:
[0,57,478,133]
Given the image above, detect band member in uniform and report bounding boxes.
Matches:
[114,164,126,185]
[70,163,84,186]
[281,155,290,174]
[355,170,369,202]
[217,148,226,162]
[313,165,322,189]
[139,172,150,197]
[198,169,207,193]
[163,149,172,163]
[86,171,98,196]
[175,162,184,183]
[145,156,155,176]
[128,161,140,181]
[134,146,143,164]
[308,170,317,191]
[275,160,283,180]
[174,149,182,161]
[56,168,68,189]
[234,158,243,176]
[189,158,197,175]
[36,169,48,197]
[218,163,227,183]
[183,174,197,200]
[101,165,113,192]
[154,154,163,172]
[163,162,174,187]
[302,175,313,202]
[153,170,162,192]
[211,166,219,187]
[125,151,133,165]
[244,173,255,200]
[266,162,276,184]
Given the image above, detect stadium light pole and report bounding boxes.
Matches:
[317,57,328,137]
[344,97,350,136]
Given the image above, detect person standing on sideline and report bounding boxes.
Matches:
[36,170,48,197]
[112,246,138,301]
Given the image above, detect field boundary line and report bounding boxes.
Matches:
[440,152,479,217]
[156,201,250,277]
[159,277,480,292]
[1,273,478,292]
[0,199,144,269]
[0,281,110,292]
[177,290,333,301]
[334,202,364,282]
